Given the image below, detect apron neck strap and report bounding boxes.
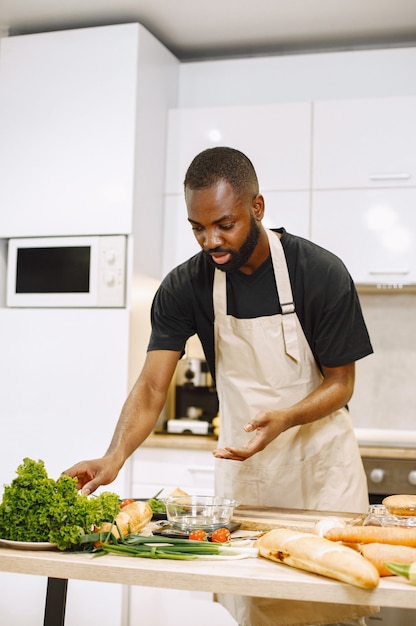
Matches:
[212,229,300,361]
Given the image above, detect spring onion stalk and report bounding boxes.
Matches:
[385,561,416,583]
[147,489,166,514]
[93,533,258,560]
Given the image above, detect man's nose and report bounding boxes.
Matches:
[203,228,223,250]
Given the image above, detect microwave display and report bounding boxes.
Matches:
[16,246,91,293]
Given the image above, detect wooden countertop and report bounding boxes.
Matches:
[143,432,219,451]
[145,433,416,459]
[0,544,415,609]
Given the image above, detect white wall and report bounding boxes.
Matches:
[178,46,416,106]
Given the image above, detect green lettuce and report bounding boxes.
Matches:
[0,458,120,550]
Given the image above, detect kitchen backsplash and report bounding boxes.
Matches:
[349,293,416,431]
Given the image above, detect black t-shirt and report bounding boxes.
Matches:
[148,229,373,379]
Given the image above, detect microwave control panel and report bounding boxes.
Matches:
[97,235,127,307]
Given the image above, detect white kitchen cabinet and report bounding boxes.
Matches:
[312,97,416,189]
[262,191,310,239]
[162,194,200,275]
[131,446,215,498]
[311,188,416,286]
[0,307,131,626]
[162,191,310,276]
[0,239,6,307]
[165,103,312,194]
[128,445,236,626]
[128,588,237,626]
[0,23,178,238]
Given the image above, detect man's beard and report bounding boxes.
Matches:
[204,215,261,273]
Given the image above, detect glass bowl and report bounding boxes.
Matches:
[162,495,239,531]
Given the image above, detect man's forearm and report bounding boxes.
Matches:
[282,363,355,431]
[104,377,167,467]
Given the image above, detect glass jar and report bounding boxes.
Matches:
[362,504,388,526]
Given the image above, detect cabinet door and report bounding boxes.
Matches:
[263,191,310,239]
[131,447,215,497]
[128,587,237,626]
[0,25,139,236]
[313,97,416,189]
[162,195,200,276]
[311,188,416,286]
[165,103,312,194]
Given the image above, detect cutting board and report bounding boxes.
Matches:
[232,505,365,532]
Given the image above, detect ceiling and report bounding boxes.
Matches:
[1,0,416,61]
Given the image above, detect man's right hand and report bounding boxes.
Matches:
[62,457,120,495]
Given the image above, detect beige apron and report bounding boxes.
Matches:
[214,229,376,626]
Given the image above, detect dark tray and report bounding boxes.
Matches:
[153,521,240,539]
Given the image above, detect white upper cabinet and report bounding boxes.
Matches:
[311,188,416,286]
[0,24,178,238]
[162,195,200,276]
[312,97,416,189]
[165,103,312,194]
[263,191,311,239]
[0,25,136,236]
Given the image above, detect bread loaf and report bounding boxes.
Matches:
[382,494,416,517]
[255,528,379,589]
[99,500,153,539]
[168,487,189,497]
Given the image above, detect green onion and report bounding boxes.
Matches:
[93,533,258,561]
[385,561,416,583]
[147,490,166,514]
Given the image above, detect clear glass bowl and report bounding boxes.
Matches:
[162,495,239,531]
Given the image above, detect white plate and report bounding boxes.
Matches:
[0,538,58,550]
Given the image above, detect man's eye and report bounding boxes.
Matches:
[191,226,203,232]
[220,223,234,230]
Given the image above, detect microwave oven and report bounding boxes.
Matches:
[7,235,127,308]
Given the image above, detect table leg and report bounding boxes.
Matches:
[44,577,68,626]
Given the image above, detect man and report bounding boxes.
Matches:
[65,147,375,625]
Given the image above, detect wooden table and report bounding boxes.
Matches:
[1,543,416,625]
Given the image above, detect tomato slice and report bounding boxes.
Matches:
[120,498,135,508]
[211,527,231,543]
[188,529,208,541]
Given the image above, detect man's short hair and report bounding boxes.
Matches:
[184,147,259,197]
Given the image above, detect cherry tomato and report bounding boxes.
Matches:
[188,529,208,541]
[211,527,231,543]
[120,498,135,508]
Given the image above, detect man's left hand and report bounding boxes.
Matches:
[212,410,288,461]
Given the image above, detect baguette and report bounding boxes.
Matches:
[359,542,416,576]
[99,500,153,539]
[324,525,416,547]
[255,528,379,589]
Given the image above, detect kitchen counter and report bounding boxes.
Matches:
[0,542,415,611]
[2,505,416,625]
[146,432,416,459]
[145,432,218,451]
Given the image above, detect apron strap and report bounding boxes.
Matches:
[213,230,300,362]
[266,229,300,362]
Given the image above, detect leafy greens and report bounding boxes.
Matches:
[0,458,120,550]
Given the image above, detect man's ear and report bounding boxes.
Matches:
[252,194,265,221]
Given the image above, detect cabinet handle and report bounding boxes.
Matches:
[368,269,409,275]
[369,173,411,181]
[187,465,214,473]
